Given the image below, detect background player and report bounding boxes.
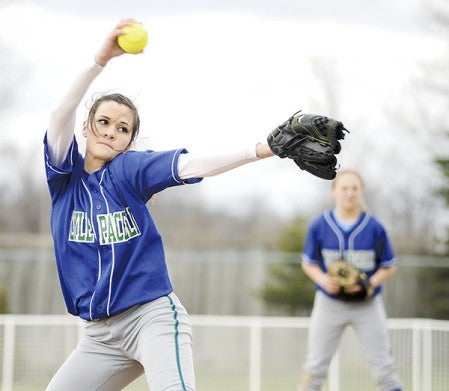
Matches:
[44,18,275,391]
[298,169,402,391]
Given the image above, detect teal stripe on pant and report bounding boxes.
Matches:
[168,294,188,391]
[46,293,195,390]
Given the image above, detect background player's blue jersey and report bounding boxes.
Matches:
[302,209,396,298]
[44,135,202,320]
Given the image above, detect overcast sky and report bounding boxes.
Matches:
[2,0,426,26]
[0,0,447,218]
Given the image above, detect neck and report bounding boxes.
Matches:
[84,158,105,174]
[334,207,362,222]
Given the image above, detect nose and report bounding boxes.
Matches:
[103,127,115,140]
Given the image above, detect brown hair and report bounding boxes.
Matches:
[87,93,140,147]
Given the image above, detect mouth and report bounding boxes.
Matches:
[97,141,113,149]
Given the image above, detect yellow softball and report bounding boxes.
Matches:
[117,23,148,54]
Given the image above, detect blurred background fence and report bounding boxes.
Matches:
[0,248,448,318]
[0,315,448,391]
[1,248,449,390]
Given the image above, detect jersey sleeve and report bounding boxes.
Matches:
[375,222,396,268]
[111,148,202,203]
[301,217,322,266]
[44,133,81,202]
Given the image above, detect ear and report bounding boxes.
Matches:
[82,121,88,137]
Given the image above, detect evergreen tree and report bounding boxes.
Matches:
[435,157,449,256]
[259,216,315,316]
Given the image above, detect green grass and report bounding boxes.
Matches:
[8,371,449,391]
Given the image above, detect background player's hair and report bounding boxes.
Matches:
[87,93,141,148]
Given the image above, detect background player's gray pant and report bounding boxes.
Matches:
[300,291,402,391]
[46,293,195,391]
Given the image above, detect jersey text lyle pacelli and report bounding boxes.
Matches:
[69,208,141,245]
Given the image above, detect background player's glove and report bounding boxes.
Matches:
[327,259,373,301]
[267,111,348,180]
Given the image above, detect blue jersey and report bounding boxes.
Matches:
[302,209,396,298]
[44,135,202,320]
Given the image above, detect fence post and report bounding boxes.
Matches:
[422,320,432,391]
[412,322,421,391]
[249,319,262,391]
[2,317,15,391]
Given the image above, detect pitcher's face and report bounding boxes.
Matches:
[83,100,134,167]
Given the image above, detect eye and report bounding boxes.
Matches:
[98,119,108,126]
[118,126,130,134]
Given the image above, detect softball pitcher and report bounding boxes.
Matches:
[298,170,402,391]
[44,18,275,391]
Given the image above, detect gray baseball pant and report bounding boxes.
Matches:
[46,293,195,391]
[300,291,401,391]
